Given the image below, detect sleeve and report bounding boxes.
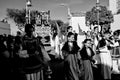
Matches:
[55,36,60,55]
[38,39,51,62]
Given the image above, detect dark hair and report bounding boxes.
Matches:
[7,35,15,43]
[67,26,72,31]
[104,31,111,35]
[94,26,98,31]
[67,32,74,38]
[83,39,92,44]
[113,30,120,36]
[25,24,34,33]
[98,38,106,48]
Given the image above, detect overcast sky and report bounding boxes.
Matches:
[0,0,109,22]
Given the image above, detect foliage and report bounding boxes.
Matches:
[6,8,68,35]
[6,8,26,27]
[6,8,37,27]
[86,5,114,26]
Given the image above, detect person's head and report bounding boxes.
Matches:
[67,26,73,32]
[87,31,91,36]
[67,32,74,42]
[25,24,34,35]
[83,39,92,48]
[94,26,99,34]
[17,31,22,37]
[113,30,120,40]
[104,31,111,39]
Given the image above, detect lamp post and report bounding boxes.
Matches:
[60,3,72,26]
[96,0,101,32]
[26,0,32,24]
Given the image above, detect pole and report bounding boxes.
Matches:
[67,6,72,26]
[29,9,31,24]
[97,0,99,4]
[26,3,28,24]
[26,0,32,24]
[96,0,100,32]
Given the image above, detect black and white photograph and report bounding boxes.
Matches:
[0,0,120,80]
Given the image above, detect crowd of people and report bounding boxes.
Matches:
[0,24,51,80]
[50,25,120,80]
[0,23,120,80]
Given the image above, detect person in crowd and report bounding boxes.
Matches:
[14,24,51,80]
[73,30,78,42]
[16,31,22,37]
[67,26,78,42]
[80,39,95,80]
[97,31,113,80]
[0,34,11,80]
[50,28,62,59]
[111,30,120,56]
[67,26,73,33]
[63,26,73,43]
[86,31,92,40]
[62,32,81,80]
[91,27,101,65]
[93,26,100,47]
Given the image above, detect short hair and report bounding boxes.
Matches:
[83,39,92,44]
[113,31,119,36]
[67,26,72,31]
[104,31,111,35]
[113,30,120,36]
[25,24,34,33]
[94,26,98,31]
[67,32,74,38]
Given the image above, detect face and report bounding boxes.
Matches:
[104,33,110,39]
[94,27,99,34]
[85,40,91,48]
[114,35,118,40]
[87,31,91,35]
[68,34,74,42]
[68,27,73,33]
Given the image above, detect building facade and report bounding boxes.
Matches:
[0,21,10,35]
[69,12,89,33]
[109,0,120,14]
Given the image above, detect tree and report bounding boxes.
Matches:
[6,8,37,30]
[86,5,114,32]
[6,8,68,35]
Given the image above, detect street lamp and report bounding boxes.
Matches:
[96,0,100,25]
[59,3,72,25]
[96,0,101,32]
[26,0,32,24]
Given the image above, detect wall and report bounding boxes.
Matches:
[71,16,89,33]
[111,14,120,32]
[0,21,10,35]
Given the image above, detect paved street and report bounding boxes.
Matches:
[46,45,120,80]
[49,58,120,80]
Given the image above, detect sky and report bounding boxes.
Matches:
[0,0,109,22]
